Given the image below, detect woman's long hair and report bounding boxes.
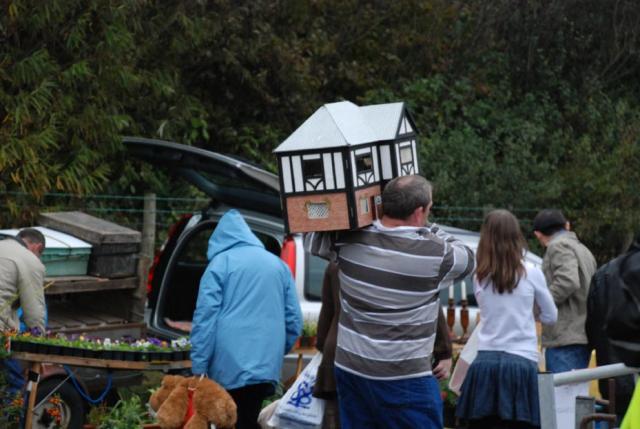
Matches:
[476,209,526,294]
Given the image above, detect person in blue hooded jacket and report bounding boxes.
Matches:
[190,209,303,429]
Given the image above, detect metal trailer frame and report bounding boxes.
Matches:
[538,363,639,429]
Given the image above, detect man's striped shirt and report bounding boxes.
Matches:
[306,221,475,380]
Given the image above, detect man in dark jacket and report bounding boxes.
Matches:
[586,235,639,420]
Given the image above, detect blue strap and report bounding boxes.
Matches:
[62,365,112,405]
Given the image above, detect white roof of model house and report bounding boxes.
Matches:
[275,101,407,153]
[360,102,407,141]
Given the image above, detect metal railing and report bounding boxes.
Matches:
[538,363,639,429]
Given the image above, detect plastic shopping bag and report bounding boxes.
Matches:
[258,400,279,429]
[448,320,482,395]
[268,353,325,429]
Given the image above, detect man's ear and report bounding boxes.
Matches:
[410,205,424,223]
[27,242,44,258]
[533,231,547,245]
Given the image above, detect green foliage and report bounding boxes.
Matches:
[0,371,23,429]
[1,0,638,261]
[96,394,151,429]
[86,403,110,428]
[302,319,318,337]
[362,54,640,261]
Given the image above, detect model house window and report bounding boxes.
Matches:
[302,157,325,191]
[399,143,415,175]
[307,202,330,219]
[355,153,373,173]
[355,152,375,187]
[303,158,323,179]
[400,146,413,164]
[360,197,370,214]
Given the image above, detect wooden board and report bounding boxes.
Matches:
[46,301,145,336]
[45,276,137,295]
[38,211,141,244]
[10,352,191,370]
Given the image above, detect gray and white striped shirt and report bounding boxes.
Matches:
[305,221,475,380]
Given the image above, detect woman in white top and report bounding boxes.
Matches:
[456,209,557,429]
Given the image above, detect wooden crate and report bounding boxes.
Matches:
[39,211,141,278]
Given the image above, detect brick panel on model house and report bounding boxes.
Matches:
[286,193,350,233]
[355,185,382,228]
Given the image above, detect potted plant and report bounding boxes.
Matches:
[299,319,317,348]
[10,330,41,353]
[170,337,191,361]
[147,338,172,362]
[83,394,159,429]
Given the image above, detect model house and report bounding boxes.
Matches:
[274,100,420,233]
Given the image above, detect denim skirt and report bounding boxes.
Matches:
[455,350,540,426]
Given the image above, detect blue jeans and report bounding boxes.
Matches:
[1,358,25,394]
[335,367,443,429]
[545,344,591,373]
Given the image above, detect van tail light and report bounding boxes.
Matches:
[147,213,192,297]
[280,235,296,278]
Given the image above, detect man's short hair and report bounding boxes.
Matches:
[17,228,45,246]
[382,175,432,220]
[532,209,567,236]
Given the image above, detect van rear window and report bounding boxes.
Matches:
[304,254,327,301]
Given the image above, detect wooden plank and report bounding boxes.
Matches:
[47,318,65,330]
[10,352,191,370]
[48,304,105,327]
[38,211,141,244]
[48,309,129,330]
[48,314,84,329]
[77,312,121,325]
[66,314,103,326]
[45,276,137,295]
[45,275,101,282]
[80,311,124,325]
[51,322,146,337]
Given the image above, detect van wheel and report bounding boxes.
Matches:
[33,379,85,429]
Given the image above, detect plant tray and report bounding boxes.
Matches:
[9,339,189,362]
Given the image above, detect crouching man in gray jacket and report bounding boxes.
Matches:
[0,228,46,393]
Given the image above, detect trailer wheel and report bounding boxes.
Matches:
[33,379,85,429]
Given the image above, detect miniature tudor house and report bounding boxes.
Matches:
[274,100,420,233]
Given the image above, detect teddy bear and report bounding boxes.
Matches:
[150,375,237,429]
[150,375,185,413]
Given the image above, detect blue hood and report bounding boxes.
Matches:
[207,210,264,260]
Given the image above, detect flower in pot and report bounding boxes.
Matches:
[170,337,191,361]
[147,338,172,362]
[299,319,317,348]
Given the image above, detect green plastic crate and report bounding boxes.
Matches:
[38,227,92,277]
[41,247,91,277]
[0,226,93,277]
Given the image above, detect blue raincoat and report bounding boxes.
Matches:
[190,210,302,389]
